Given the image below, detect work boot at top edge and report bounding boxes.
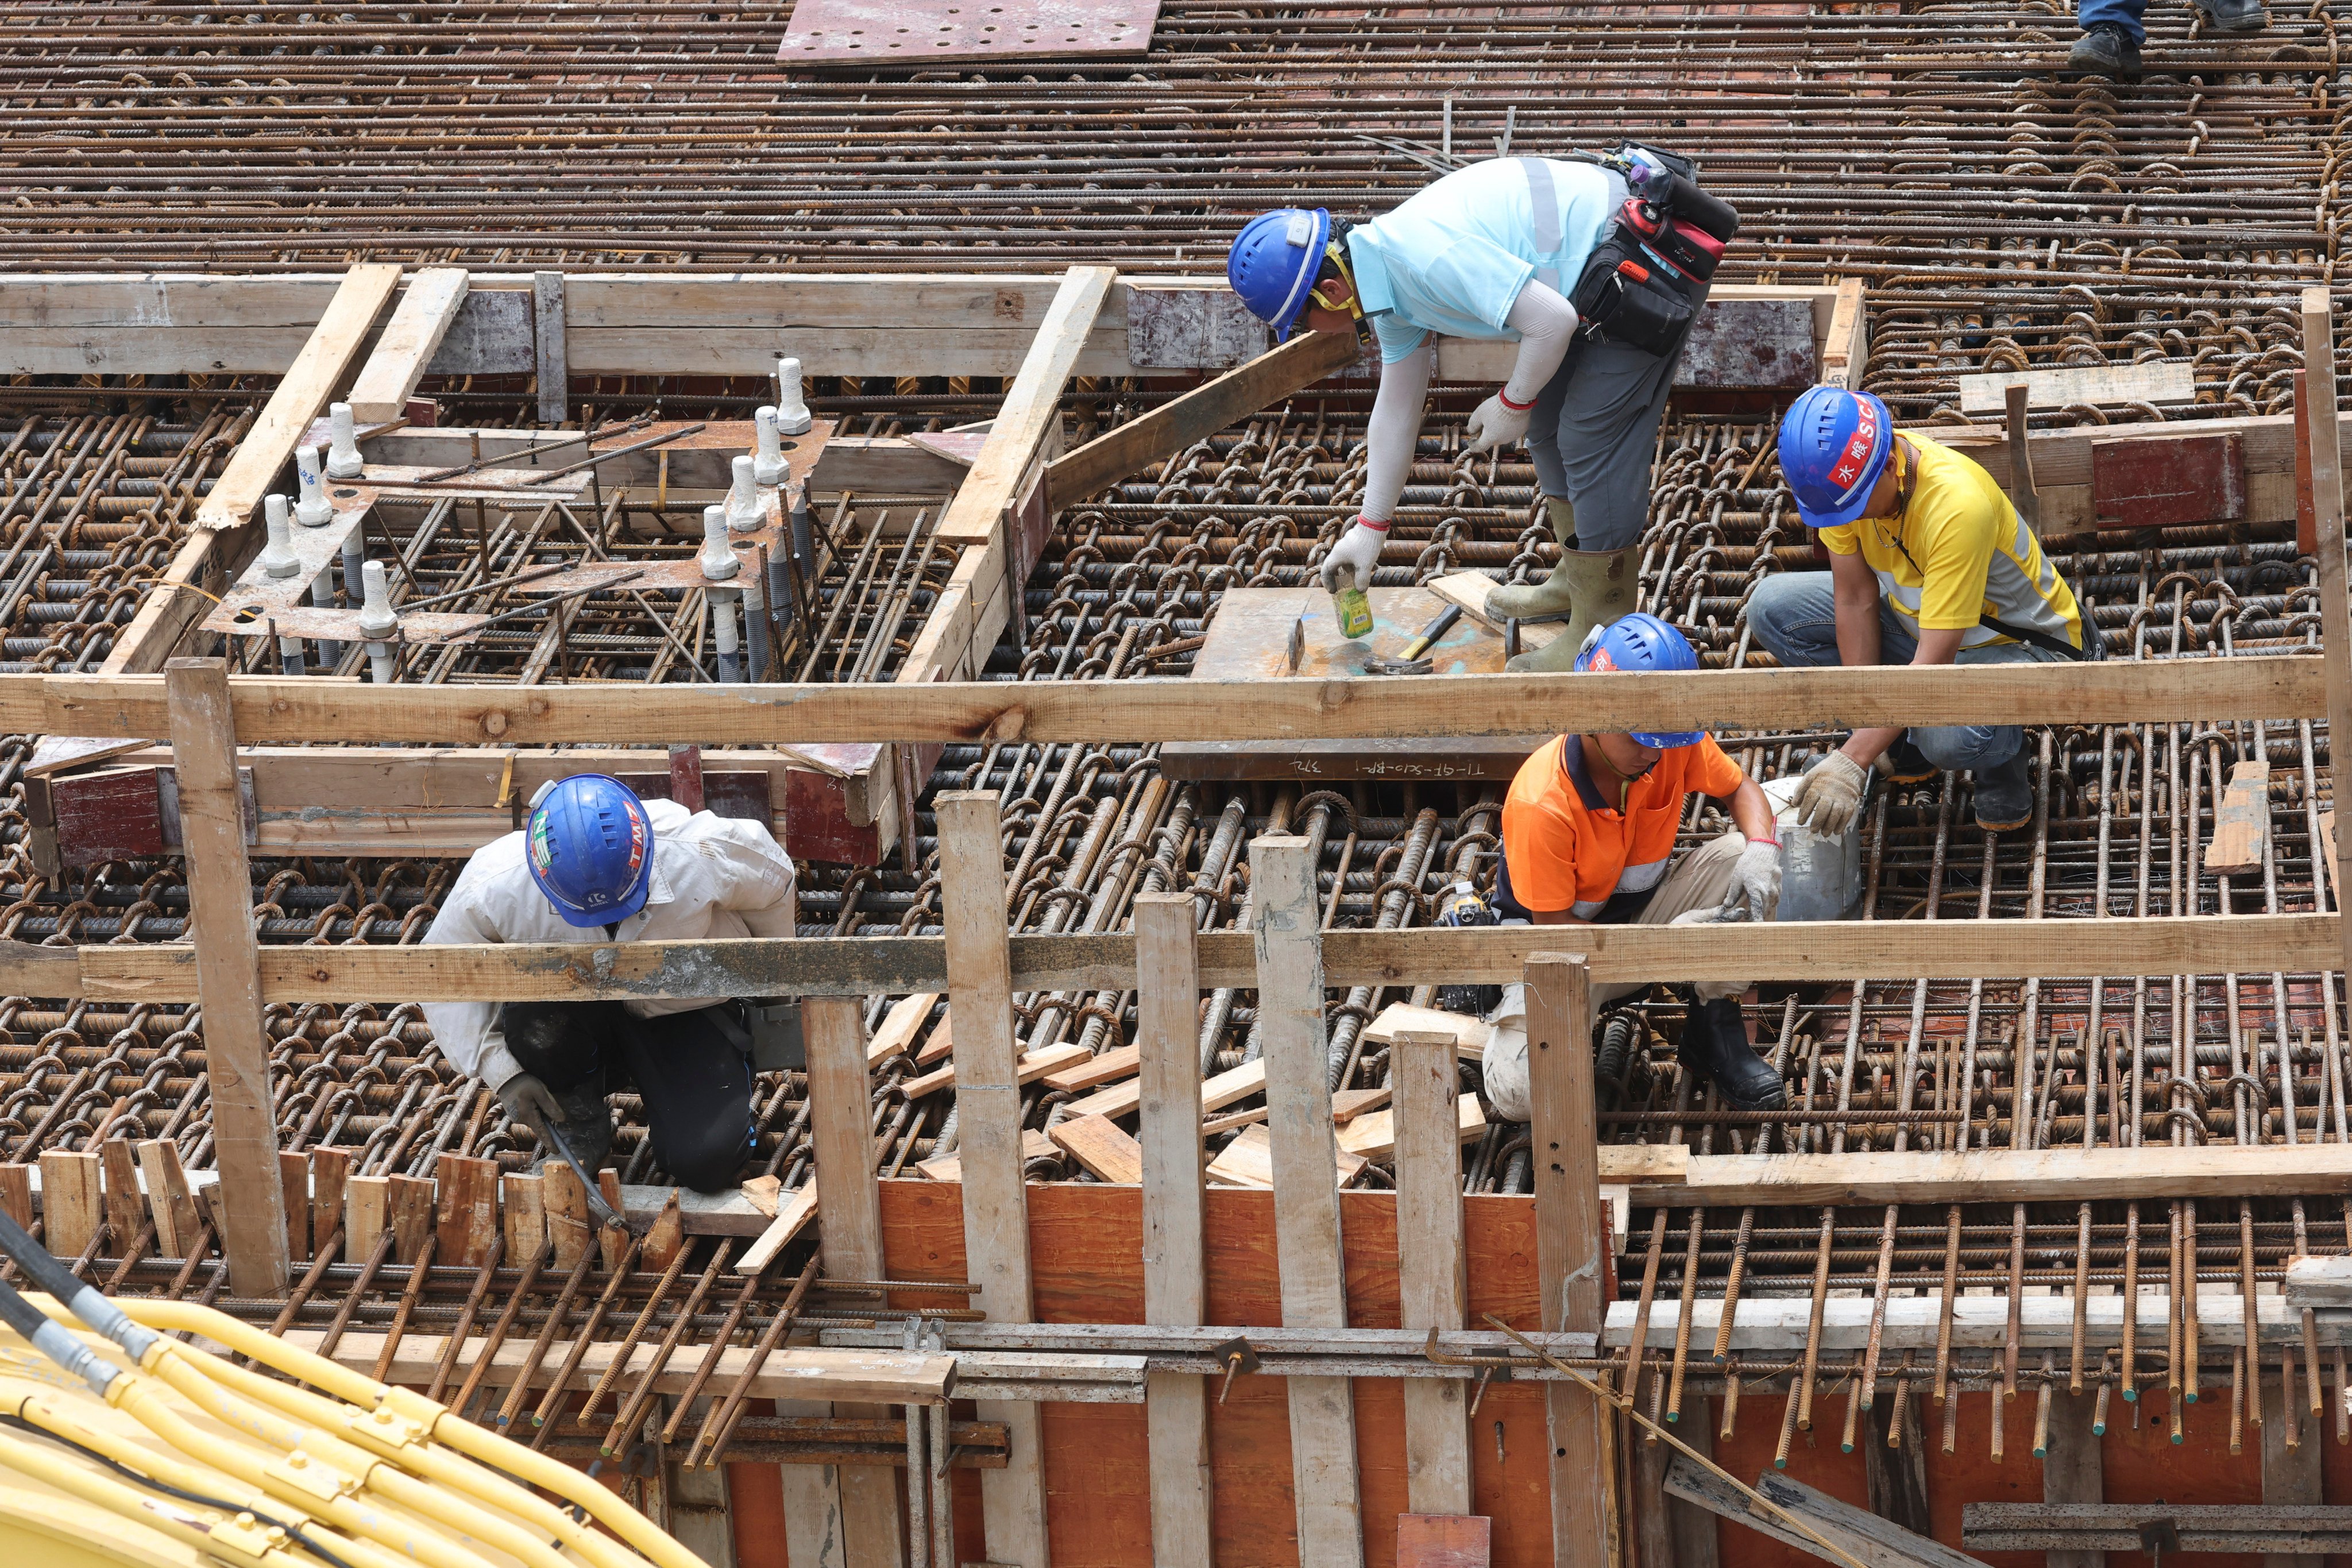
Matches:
[2067,22,2142,76]
[1503,544,1636,673]
[1971,749,2034,833]
[2193,0,2266,30]
[1876,734,1939,784]
[1678,997,1786,1111]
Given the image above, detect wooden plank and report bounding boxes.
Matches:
[1964,1504,2352,1555]
[597,1171,627,1271]
[532,271,566,426]
[1133,890,1215,1568]
[345,1175,389,1262]
[2323,812,2339,906]
[2262,1375,2320,1568]
[1957,360,2195,414]
[34,654,2328,750]
[1046,327,1361,509]
[1527,952,1605,1568]
[346,268,469,423]
[99,1142,145,1258]
[1071,1053,1264,1122]
[914,1128,1056,1184]
[736,1180,819,1276]
[194,263,403,531]
[1397,1515,1492,1568]
[1039,1042,1140,1094]
[542,1160,593,1270]
[1205,1123,1366,1188]
[2042,1391,2103,1568]
[1667,1455,1976,1568]
[310,1147,350,1261]
[501,1171,545,1263]
[936,791,1049,1568]
[2204,759,2272,875]
[389,1173,437,1265]
[937,265,1117,549]
[2304,287,2352,990]
[802,993,906,1568]
[1393,1028,1473,1518]
[35,1152,101,1258]
[1250,833,1364,1568]
[1419,572,1564,649]
[1659,1144,2352,1212]
[163,657,289,1295]
[434,1154,501,1268]
[0,1167,32,1233]
[136,1140,200,1259]
[1048,1114,1144,1184]
[1335,1094,1485,1162]
[866,991,939,1064]
[897,1041,1089,1100]
[279,1149,311,1263]
[1818,277,1867,390]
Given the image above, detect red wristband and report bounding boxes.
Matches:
[1751,836,1780,849]
[1355,515,1390,532]
[1496,388,1535,412]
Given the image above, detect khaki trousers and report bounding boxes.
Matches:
[1593,830,1749,1006]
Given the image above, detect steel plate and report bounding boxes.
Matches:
[779,0,1160,62]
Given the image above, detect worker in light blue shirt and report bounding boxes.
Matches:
[1228,152,1728,669]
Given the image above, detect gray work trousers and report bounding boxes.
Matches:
[1524,278,1711,553]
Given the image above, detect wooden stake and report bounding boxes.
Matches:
[804,994,907,1568]
[2005,384,2041,534]
[0,1166,29,1231]
[434,1154,501,1268]
[279,1149,311,1263]
[99,1141,145,1259]
[1135,890,1215,1565]
[136,1141,200,1260]
[1251,833,1366,1567]
[501,1169,546,1264]
[164,656,290,1295]
[937,790,1049,1566]
[542,1159,593,1270]
[310,1147,350,1261]
[344,1174,389,1262]
[1528,952,1607,1567]
[1395,1028,1474,1517]
[37,1151,99,1259]
[388,1173,435,1265]
[2301,287,2352,993]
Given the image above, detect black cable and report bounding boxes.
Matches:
[0,1412,360,1568]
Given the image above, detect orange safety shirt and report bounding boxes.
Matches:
[1500,733,1745,920]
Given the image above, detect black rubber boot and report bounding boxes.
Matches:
[1678,997,1787,1111]
[1971,750,2034,833]
[1878,734,1939,785]
[2067,22,2141,78]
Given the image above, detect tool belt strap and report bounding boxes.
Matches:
[1521,157,1563,293]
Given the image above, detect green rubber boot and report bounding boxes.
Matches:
[1504,544,1637,673]
[1486,496,1579,621]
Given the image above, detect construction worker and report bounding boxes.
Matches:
[1747,385,2094,836]
[1226,149,1729,667]
[1477,613,1789,1115]
[2069,0,2262,79]
[420,773,798,1192]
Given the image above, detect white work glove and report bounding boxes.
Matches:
[1316,516,1389,594]
[1464,391,1534,454]
[1793,751,1871,837]
[1723,836,1783,924]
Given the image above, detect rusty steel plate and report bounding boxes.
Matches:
[779,0,1161,63]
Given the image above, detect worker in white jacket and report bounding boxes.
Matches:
[422,773,798,1192]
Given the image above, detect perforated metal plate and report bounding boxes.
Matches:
[778,0,1160,63]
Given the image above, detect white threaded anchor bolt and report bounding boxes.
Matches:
[754,406,790,486]
[294,444,333,527]
[259,495,302,578]
[326,401,364,480]
[356,559,396,639]
[710,590,742,683]
[774,356,812,435]
[725,454,763,532]
[699,504,740,580]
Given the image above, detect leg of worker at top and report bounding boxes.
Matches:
[499,999,627,1173]
[1509,287,1708,672]
[1743,573,1938,783]
[611,1006,756,1193]
[2068,0,2144,78]
[1907,640,2068,832]
[1623,831,1786,1110]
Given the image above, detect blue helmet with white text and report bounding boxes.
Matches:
[526,774,655,927]
[1575,613,1703,749]
[1229,208,1333,341]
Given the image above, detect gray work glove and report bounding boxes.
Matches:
[495,1070,563,1133]
[1793,751,1870,837]
[1722,835,1783,924]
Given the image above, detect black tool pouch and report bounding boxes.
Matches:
[1570,231,1694,357]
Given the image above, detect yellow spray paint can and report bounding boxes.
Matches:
[1331,585,1374,640]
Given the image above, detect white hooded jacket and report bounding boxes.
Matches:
[420,798,798,1088]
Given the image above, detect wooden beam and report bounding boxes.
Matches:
[36,1151,99,1258]
[937,264,1118,549]
[1134,891,1215,1568]
[936,791,1049,1568]
[32,653,2327,747]
[1528,952,1605,1568]
[1818,279,1867,390]
[1251,835,1364,1568]
[2042,1391,2103,1568]
[2262,1374,2320,1568]
[2304,286,2352,991]
[1964,1504,2352,1556]
[803,995,906,1568]
[74,910,2343,1022]
[1393,1028,1473,1519]
[1046,328,1361,511]
[345,268,469,423]
[163,658,289,1295]
[1668,1458,1977,1568]
[194,263,402,531]
[533,271,567,426]
[1644,1144,2352,1210]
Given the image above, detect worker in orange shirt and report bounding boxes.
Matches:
[1474,613,1788,1114]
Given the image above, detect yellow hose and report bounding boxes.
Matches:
[0,1474,217,1568]
[113,1298,708,1568]
[0,1425,300,1568]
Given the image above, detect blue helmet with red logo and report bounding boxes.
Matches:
[1575,612,1703,749]
[1228,208,1332,341]
[526,774,655,927]
[1777,385,1894,530]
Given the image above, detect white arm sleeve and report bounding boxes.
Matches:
[419,888,516,1086]
[1360,342,1433,523]
[1501,281,1579,408]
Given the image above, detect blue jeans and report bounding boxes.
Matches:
[2078,0,2146,40]
[1744,570,2063,772]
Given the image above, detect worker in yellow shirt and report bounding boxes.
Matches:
[1747,386,2093,834]
[1472,613,1789,1115]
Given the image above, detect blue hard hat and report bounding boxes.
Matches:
[1229,208,1332,341]
[526,774,655,928]
[1575,612,1704,749]
[1778,385,1894,530]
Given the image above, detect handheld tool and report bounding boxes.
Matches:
[1362,602,1461,674]
[513,1100,644,1235]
